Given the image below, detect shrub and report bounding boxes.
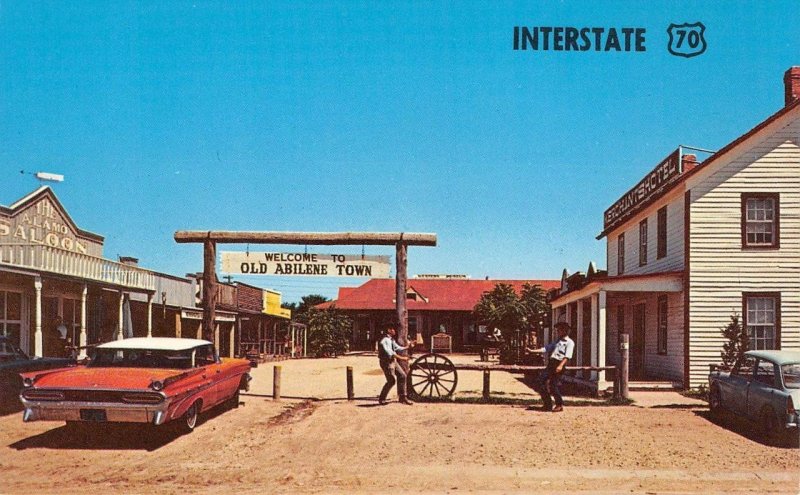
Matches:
[720,313,749,369]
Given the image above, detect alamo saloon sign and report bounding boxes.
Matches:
[0,195,102,255]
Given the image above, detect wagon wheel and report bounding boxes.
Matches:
[409,353,458,399]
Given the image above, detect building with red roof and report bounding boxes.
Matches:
[318,277,559,351]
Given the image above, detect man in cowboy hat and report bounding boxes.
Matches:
[528,317,575,412]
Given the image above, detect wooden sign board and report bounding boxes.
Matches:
[221,251,392,278]
[603,149,681,231]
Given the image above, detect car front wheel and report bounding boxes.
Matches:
[181,401,200,433]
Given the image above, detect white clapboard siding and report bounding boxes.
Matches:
[606,293,684,383]
[607,191,685,277]
[687,116,800,388]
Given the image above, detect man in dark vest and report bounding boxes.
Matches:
[378,325,413,405]
[529,318,575,412]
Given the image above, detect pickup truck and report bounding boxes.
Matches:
[708,350,799,445]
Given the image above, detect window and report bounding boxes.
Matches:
[639,219,648,266]
[754,360,778,388]
[732,355,756,378]
[781,363,800,389]
[657,206,667,259]
[195,345,217,366]
[0,291,23,348]
[408,317,418,340]
[657,295,667,355]
[742,193,780,248]
[744,293,780,350]
[617,233,625,275]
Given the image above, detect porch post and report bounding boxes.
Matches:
[575,300,584,367]
[229,323,235,358]
[146,293,153,337]
[175,311,182,338]
[117,290,124,340]
[34,277,43,357]
[79,284,88,358]
[597,291,608,386]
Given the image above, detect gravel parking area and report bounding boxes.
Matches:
[0,355,797,494]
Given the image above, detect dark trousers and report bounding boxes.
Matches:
[537,359,564,410]
[379,359,407,401]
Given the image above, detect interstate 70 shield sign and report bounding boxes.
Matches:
[667,22,707,58]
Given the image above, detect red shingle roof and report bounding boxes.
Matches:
[318,278,560,311]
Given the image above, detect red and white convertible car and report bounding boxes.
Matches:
[20,337,251,431]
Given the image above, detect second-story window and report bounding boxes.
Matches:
[639,219,648,266]
[657,206,667,259]
[742,193,779,248]
[617,233,625,275]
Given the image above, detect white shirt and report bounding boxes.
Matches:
[549,336,575,361]
[379,335,404,358]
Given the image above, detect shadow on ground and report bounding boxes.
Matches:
[8,401,241,452]
[693,409,799,449]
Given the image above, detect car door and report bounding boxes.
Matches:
[725,355,756,416]
[214,349,241,402]
[747,359,779,420]
[194,345,220,408]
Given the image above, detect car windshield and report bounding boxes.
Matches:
[0,340,26,362]
[782,363,800,389]
[89,348,193,369]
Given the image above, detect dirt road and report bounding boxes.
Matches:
[1,355,797,494]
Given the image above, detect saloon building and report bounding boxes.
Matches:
[0,186,291,359]
[320,276,559,351]
[551,67,800,389]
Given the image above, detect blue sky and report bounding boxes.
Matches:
[1,2,798,301]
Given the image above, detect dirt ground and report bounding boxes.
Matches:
[0,354,798,494]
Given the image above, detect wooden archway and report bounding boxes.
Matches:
[173,231,437,346]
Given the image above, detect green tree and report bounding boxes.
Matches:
[473,283,527,336]
[473,283,551,364]
[306,306,352,358]
[283,294,330,325]
[720,313,749,368]
[519,283,550,335]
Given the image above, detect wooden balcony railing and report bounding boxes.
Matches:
[0,243,156,291]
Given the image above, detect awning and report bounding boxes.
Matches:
[551,271,683,308]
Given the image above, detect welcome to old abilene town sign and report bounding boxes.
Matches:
[221,251,392,278]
